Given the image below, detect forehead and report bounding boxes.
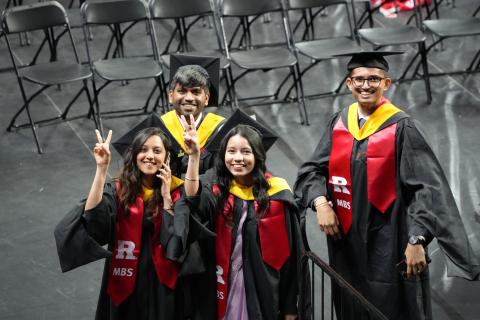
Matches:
[142,135,164,147]
[226,134,252,148]
[350,67,385,77]
[172,83,206,92]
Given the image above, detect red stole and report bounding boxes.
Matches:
[213,185,290,319]
[329,118,397,234]
[106,182,180,306]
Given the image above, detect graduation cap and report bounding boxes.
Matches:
[335,51,404,72]
[112,113,174,156]
[205,108,278,152]
[169,53,220,107]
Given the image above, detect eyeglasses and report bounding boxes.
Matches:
[349,76,385,88]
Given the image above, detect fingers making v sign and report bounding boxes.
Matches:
[93,129,113,168]
[179,114,200,156]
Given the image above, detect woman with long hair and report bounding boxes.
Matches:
[55,128,186,320]
[181,115,304,320]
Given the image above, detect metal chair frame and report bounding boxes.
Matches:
[81,0,167,133]
[216,0,309,125]
[285,0,364,100]
[355,0,433,104]
[419,3,480,76]
[2,1,96,153]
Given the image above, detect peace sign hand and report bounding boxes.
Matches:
[93,129,112,169]
[180,114,200,156]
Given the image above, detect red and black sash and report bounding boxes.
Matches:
[106,181,181,306]
[329,103,400,234]
[213,178,291,319]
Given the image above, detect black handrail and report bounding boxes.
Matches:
[301,251,389,320]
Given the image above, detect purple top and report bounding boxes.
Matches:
[224,201,249,320]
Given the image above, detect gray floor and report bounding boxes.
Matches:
[1,0,479,319]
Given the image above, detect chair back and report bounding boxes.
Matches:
[218,0,291,52]
[219,0,282,17]
[287,0,346,10]
[82,0,148,25]
[2,1,81,70]
[149,0,212,19]
[285,0,354,41]
[2,1,67,33]
[149,0,224,56]
[81,0,157,60]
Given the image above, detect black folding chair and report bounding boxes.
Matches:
[81,0,166,133]
[356,1,432,103]
[2,1,96,154]
[217,0,309,125]
[421,3,480,75]
[286,0,364,99]
[148,0,235,109]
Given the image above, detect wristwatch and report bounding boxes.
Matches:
[408,235,426,246]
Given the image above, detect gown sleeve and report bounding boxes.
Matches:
[279,203,306,316]
[170,177,216,278]
[54,182,117,272]
[294,113,339,211]
[399,118,480,280]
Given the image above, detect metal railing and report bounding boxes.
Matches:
[301,251,389,320]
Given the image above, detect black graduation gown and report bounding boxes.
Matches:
[54,182,187,320]
[294,106,479,320]
[182,173,305,320]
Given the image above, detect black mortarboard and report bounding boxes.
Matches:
[336,51,404,72]
[169,53,220,107]
[112,113,176,156]
[205,108,278,152]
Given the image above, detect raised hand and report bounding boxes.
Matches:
[93,129,112,169]
[85,129,112,211]
[180,114,200,156]
[157,154,172,198]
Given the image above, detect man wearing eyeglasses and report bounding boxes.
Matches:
[294,52,479,320]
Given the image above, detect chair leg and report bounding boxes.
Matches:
[25,103,43,154]
[8,84,50,131]
[226,66,239,109]
[60,84,88,119]
[145,83,158,112]
[14,81,43,153]
[91,78,104,135]
[221,68,235,110]
[419,42,432,104]
[292,64,309,126]
[151,77,166,114]
[83,79,98,128]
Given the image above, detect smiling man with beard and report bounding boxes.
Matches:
[294,51,479,320]
[161,64,225,177]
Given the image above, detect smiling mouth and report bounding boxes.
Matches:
[231,164,246,171]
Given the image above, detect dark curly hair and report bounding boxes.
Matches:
[214,124,270,217]
[117,127,171,216]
